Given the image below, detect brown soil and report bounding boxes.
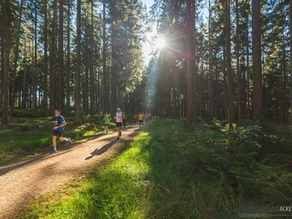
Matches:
[0,125,140,219]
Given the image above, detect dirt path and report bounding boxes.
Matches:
[0,125,140,219]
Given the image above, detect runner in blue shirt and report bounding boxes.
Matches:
[51,109,72,154]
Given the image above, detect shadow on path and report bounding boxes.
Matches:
[85,139,118,160]
[0,133,113,176]
[0,154,47,176]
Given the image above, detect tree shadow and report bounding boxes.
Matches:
[0,146,75,176]
[85,139,118,160]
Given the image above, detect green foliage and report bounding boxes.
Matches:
[145,118,292,217]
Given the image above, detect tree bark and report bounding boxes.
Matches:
[74,0,82,124]
[58,0,65,111]
[1,0,12,126]
[50,0,58,111]
[43,0,49,116]
[246,13,251,119]
[185,0,194,128]
[11,0,24,116]
[90,1,95,117]
[252,0,263,121]
[65,0,71,115]
[236,0,242,122]
[102,0,108,113]
[208,0,214,119]
[290,0,292,124]
[225,0,234,129]
[33,1,38,110]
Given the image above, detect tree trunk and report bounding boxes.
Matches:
[252,0,263,121]
[185,0,194,128]
[83,26,89,114]
[282,46,289,124]
[246,14,251,119]
[22,39,28,109]
[225,0,234,129]
[11,0,24,116]
[111,44,118,112]
[0,37,3,109]
[1,0,12,126]
[192,0,197,123]
[290,0,292,124]
[208,0,214,119]
[236,0,242,122]
[33,1,38,110]
[43,0,48,116]
[74,0,82,125]
[50,0,58,111]
[58,0,65,111]
[102,0,108,113]
[90,1,95,117]
[65,0,71,115]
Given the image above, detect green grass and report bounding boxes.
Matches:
[16,130,152,219]
[10,118,292,218]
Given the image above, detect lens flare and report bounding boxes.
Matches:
[155,37,166,49]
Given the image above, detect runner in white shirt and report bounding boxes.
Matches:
[114,108,123,140]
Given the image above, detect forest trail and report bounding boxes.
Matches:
[0,125,140,219]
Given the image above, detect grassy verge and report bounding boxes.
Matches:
[14,118,292,218]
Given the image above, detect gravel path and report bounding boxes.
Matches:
[0,125,139,219]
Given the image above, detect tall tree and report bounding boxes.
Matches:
[252,0,263,120]
[50,0,58,111]
[43,0,49,116]
[58,0,65,111]
[33,0,38,110]
[225,0,234,129]
[208,0,214,119]
[65,0,71,115]
[290,0,292,124]
[89,0,95,117]
[185,0,194,127]
[74,0,81,124]
[102,0,108,113]
[1,0,12,126]
[11,0,24,115]
[236,0,242,122]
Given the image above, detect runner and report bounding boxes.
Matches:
[145,112,150,126]
[114,108,123,140]
[133,113,137,124]
[103,113,111,134]
[138,112,144,128]
[51,109,72,154]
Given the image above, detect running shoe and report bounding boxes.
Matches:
[50,149,57,154]
[68,137,72,144]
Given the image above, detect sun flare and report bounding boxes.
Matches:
[155,37,166,49]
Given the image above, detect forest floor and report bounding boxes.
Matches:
[0,124,140,219]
